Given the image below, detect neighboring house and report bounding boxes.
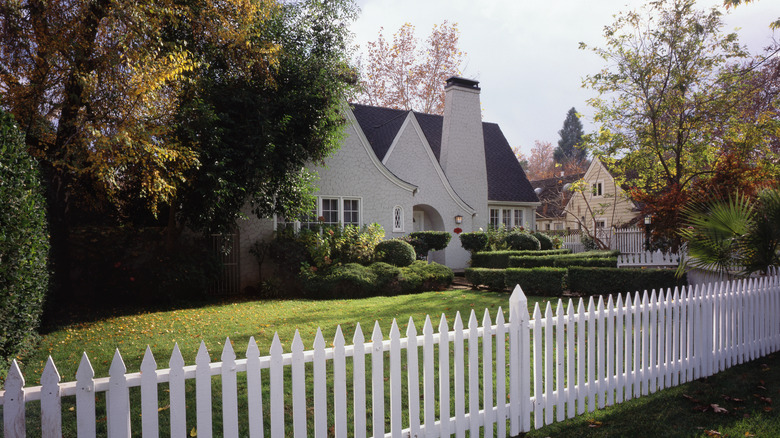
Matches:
[564,156,640,232]
[531,172,585,232]
[236,77,540,291]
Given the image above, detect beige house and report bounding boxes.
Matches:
[564,156,640,232]
[531,172,585,232]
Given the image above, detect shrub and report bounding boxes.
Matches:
[459,232,488,253]
[472,249,571,269]
[409,231,451,259]
[375,239,416,267]
[464,268,505,291]
[404,261,453,291]
[505,268,566,296]
[370,262,402,293]
[505,231,541,251]
[508,251,619,269]
[532,232,554,250]
[553,257,617,268]
[0,110,49,371]
[567,267,687,296]
[301,261,452,298]
[581,234,599,251]
[305,263,377,299]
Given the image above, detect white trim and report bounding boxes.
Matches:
[344,106,418,194]
[385,113,477,215]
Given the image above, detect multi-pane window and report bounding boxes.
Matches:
[393,206,403,232]
[502,209,512,228]
[299,208,318,230]
[592,181,603,197]
[595,219,606,229]
[489,209,500,228]
[343,199,360,226]
[514,209,524,228]
[321,198,339,225]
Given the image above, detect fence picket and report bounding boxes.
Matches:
[269,334,284,438]
[313,330,327,438]
[532,303,543,428]
[40,357,61,438]
[508,287,522,434]
[586,297,595,412]
[291,331,306,438]
[576,299,586,414]
[624,294,633,402]
[596,297,605,409]
[544,302,553,425]
[371,322,385,438]
[649,291,658,394]
[76,353,97,438]
[453,312,466,437]
[245,337,264,438]
[195,342,212,438]
[662,289,672,389]
[632,292,642,399]
[422,317,435,438]
[406,318,421,438]
[468,311,480,436]
[482,310,494,438]
[169,344,186,438]
[140,347,158,438]
[222,338,239,438]
[3,360,25,438]
[438,315,451,438]
[108,349,130,438]
[333,327,347,438]
[352,324,366,438]
[566,299,576,418]
[641,291,650,396]
[606,296,615,407]
[495,310,507,438]
[555,300,565,420]
[389,321,402,438]
[615,295,624,404]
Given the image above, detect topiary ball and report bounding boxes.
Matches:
[532,232,554,250]
[375,239,416,267]
[505,231,541,251]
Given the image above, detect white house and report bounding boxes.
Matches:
[235,77,539,292]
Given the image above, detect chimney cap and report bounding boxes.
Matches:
[445,76,480,90]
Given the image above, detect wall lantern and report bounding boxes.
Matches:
[644,215,652,225]
[454,214,463,224]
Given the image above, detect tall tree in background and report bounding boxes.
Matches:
[525,140,556,180]
[581,0,779,246]
[554,107,588,173]
[512,146,529,171]
[357,21,465,114]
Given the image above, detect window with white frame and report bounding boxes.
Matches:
[595,219,606,229]
[592,181,603,197]
[321,198,339,225]
[343,199,360,226]
[392,206,404,232]
[514,209,524,228]
[502,209,512,228]
[489,208,500,228]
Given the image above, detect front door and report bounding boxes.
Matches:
[413,211,425,232]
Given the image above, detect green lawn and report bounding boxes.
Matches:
[4,290,780,437]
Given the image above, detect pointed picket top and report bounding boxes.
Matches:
[314,328,326,350]
[77,352,94,381]
[616,293,624,310]
[673,287,679,302]
[246,336,260,358]
[41,356,60,386]
[334,325,345,348]
[634,291,642,309]
[482,308,493,329]
[221,337,236,362]
[596,295,604,312]
[438,313,449,335]
[545,301,553,319]
[454,311,463,332]
[141,346,157,373]
[468,309,478,329]
[406,316,418,338]
[650,289,657,305]
[496,306,505,325]
[533,302,542,320]
[577,298,585,315]
[390,319,400,340]
[607,295,614,310]
[587,296,595,313]
[510,284,528,307]
[170,343,185,369]
[270,333,283,356]
[109,349,126,376]
[625,292,632,309]
[292,330,304,353]
[556,298,564,316]
[423,315,433,336]
[196,341,210,364]
[353,323,365,345]
[372,321,383,346]
[5,359,24,390]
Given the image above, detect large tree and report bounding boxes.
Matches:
[356,21,465,114]
[525,140,556,180]
[581,0,779,246]
[553,107,587,172]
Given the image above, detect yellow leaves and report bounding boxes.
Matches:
[190,427,197,436]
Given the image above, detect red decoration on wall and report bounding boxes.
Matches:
[454,227,463,234]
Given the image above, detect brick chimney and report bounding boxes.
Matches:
[439,77,488,228]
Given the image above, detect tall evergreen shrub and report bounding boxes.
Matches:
[0,110,49,371]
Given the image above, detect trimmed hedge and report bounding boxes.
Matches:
[459,232,489,253]
[505,268,566,296]
[505,232,540,251]
[304,261,453,298]
[532,232,554,250]
[409,231,451,259]
[508,250,620,268]
[375,239,416,267]
[553,257,618,268]
[464,268,506,291]
[568,267,687,296]
[471,249,571,268]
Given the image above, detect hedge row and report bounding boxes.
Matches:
[509,256,618,269]
[302,261,453,299]
[465,266,684,297]
[471,249,572,268]
[567,267,687,295]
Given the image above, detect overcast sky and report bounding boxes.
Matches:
[349,0,778,156]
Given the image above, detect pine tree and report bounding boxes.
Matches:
[554,107,587,167]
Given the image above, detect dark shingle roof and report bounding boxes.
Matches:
[349,103,538,204]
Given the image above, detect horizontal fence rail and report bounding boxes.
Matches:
[2,273,779,437]
[617,250,683,268]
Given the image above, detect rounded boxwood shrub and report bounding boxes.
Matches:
[459,232,488,253]
[409,231,451,259]
[0,110,49,371]
[375,239,416,267]
[532,232,554,250]
[505,232,541,251]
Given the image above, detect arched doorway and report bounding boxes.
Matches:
[412,204,446,264]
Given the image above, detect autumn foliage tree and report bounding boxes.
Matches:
[525,140,556,180]
[357,21,465,114]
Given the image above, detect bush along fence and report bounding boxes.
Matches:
[3,274,780,437]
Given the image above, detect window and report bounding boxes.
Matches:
[392,206,404,232]
[592,181,603,197]
[489,208,500,228]
[545,223,551,231]
[554,223,563,231]
[595,219,606,229]
[502,209,512,228]
[514,209,524,228]
[321,198,339,225]
[343,199,360,226]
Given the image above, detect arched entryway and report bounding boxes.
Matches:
[412,204,446,264]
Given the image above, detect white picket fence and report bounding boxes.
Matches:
[617,250,683,268]
[2,273,780,437]
[561,227,646,255]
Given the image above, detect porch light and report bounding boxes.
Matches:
[454,214,463,224]
[644,215,652,225]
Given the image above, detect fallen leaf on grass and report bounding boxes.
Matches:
[683,394,701,403]
[705,430,722,437]
[753,394,772,404]
[722,394,744,402]
[587,419,603,428]
[710,404,728,414]
[190,427,197,437]
[764,406,773,412]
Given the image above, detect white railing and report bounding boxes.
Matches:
[617,250,684,268]
[2,274,779,437]
[559,227,646,254]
